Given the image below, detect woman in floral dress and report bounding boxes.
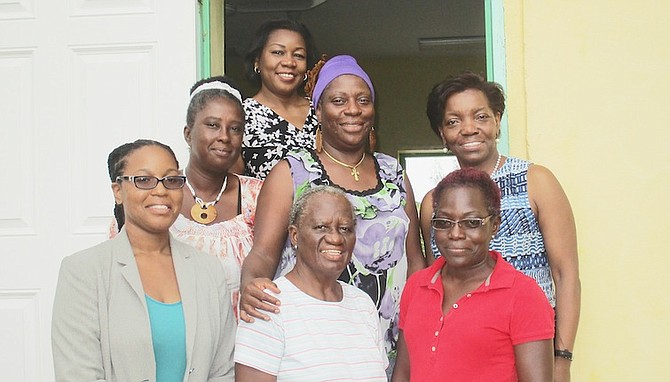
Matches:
[112,76,263,317]
[239,55,426,369]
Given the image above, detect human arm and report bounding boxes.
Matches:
[239,161,294,322]
[52,255,106,382]
[392,270,416,382]
[419,189,436,265]
[234,301,283,382]
[402,174,427,276]
[528,164,581,381]
[390,331,410,382]
[234,364,277,382]
[108,217,119,239]
[514,339,554,382]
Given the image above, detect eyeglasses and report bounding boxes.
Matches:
[431,215,494,230]
[116,175,186,190]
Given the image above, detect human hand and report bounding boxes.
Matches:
[239,278,281,323]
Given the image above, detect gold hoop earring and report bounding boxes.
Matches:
[254,66,260,74]
[315,125,323,153]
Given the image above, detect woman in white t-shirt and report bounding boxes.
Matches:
[234,186,388,381]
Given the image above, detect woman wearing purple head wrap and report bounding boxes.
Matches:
[239,55,427,374]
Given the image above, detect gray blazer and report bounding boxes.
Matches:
[52,230,235,382]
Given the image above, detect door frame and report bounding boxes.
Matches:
[485,0,509,155]
[201,0,509,154]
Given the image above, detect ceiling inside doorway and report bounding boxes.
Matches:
[224,0,486,60]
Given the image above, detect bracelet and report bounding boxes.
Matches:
[554,349,573,361]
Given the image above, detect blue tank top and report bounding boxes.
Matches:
[431,157,555,306]
[145,295,187,382]
[490,157,554,306]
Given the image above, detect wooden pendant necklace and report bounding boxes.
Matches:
[322,148,366,181]
[185,173,227,224]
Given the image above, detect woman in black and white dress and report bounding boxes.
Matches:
[237,18,320,179]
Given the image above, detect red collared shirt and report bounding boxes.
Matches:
[399,250,554,381]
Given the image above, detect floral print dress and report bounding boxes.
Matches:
[170,175,263,319]
[242,98,319,180]
[280,148,410,356]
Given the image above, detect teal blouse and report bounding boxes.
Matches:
[145,295,186,382]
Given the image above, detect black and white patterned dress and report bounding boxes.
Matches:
[242,98,319,179]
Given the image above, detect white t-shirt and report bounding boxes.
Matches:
[235,277,388,381]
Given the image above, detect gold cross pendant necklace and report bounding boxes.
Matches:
[322,148,366,181]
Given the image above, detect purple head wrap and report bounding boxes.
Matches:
[311,55,375,107]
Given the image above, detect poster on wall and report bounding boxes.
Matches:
[398,149,460,204]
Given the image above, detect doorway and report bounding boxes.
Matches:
[219,0,496,157]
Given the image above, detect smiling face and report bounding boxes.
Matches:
[289,193,356,280]
[255,29,307,97]
[112,145,183,235]
[433,185,500,270]
[440,89,501,169]
[184,96,244,174]
[317,74,375,151]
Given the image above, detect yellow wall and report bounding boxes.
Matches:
[504,1,670,380]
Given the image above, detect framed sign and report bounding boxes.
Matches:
[398,149,460,203]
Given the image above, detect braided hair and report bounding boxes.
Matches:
[304,54,328,101]
[107,139,178,230]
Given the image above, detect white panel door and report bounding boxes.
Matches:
[0,1,197,380]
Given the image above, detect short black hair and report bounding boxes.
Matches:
[244,18,319,84]
[426,71,505,137]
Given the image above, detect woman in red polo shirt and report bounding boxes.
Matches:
[392,168,554,382]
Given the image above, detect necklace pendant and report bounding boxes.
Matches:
[191,204,217,224]
[351,168,360,181]
[184,173,227,225]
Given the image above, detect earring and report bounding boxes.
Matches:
[495,138,500,144]
[303,73,308,82]
[315,125,323,153]
[254,66,260,74]
[368,127,377,152]
[442,145,451,154]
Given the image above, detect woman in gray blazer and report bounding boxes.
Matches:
[52,139,235,382]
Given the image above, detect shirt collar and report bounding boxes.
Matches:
[417,251,515,293]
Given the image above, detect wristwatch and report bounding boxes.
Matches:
[554,349,573,361]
